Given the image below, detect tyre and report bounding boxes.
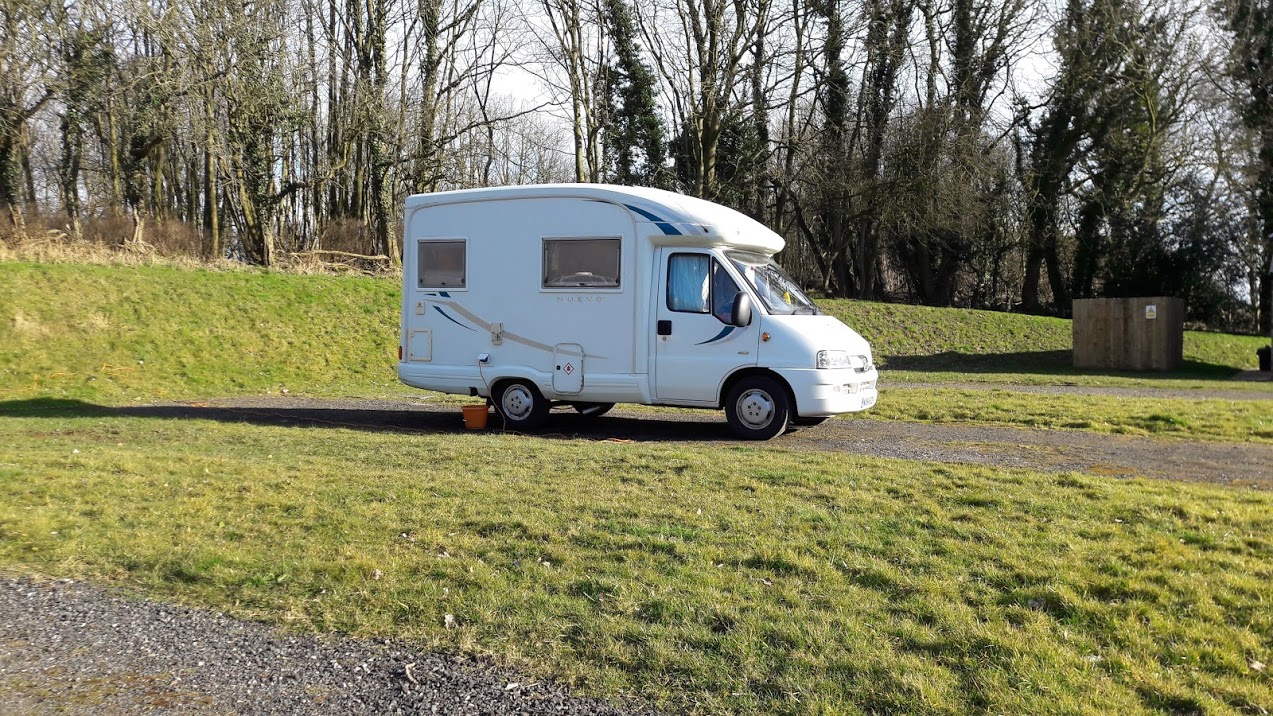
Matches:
[724,376,791,440]
[791,416,828,427]
[496,380,550,430]
[571,402,615,418]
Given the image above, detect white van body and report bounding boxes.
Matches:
[397,184,878,439]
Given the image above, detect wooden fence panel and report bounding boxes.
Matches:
[1073,297,1184,371]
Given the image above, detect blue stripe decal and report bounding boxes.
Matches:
[433,306,476,331]
[696,326,736,345]
[625,204,682,236]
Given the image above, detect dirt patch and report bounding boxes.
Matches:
[783,418,1273,489]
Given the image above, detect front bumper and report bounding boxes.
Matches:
[777,367,879,417]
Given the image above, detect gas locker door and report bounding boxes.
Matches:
[553,343,585,394]
[652,249,758,403]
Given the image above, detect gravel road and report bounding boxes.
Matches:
[95,393,1273,489]
[887,379,1273,402]
[0,576,656,716]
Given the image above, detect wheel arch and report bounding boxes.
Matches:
[487,372,551,399]
[718,367,796,411]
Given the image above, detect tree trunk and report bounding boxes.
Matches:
[203,119,220,259]
[1259,124,1273,335]
[59,106,84,239]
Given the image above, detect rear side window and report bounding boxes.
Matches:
[543,238,621,288]
[418,240,466,289]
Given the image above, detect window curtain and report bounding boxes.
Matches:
[668,254,710,312]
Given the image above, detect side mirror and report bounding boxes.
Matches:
[730,291,753,327]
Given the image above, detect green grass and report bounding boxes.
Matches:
[0,262,401,401]
[1,413,1270,715]
[3,261,1271,711]
[861,387,1273,443]
[3,262,1270,403]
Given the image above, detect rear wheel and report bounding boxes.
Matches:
[571,402,614,418]
[724,376,791,440]
[496,380,550,430]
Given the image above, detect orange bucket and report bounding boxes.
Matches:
[462,404,489,430]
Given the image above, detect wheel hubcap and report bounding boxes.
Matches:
[737,389,774,429]
[502,386,534,420]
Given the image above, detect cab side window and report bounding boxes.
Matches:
[711,261,740,323]
[668,254,741,324]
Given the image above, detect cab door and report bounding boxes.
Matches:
[652,249,759,403]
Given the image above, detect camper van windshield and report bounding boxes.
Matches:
[726,251,819,315]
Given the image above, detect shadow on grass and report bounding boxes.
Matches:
[0,397,741,443]
[881,350,1240,379]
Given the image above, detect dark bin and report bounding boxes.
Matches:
[1260,345,1271,372]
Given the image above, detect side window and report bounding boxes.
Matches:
[543,238,621,288]
[418,240,466,289]
[667,253,710,313]
[711,260,740,323]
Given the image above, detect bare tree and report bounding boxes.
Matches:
[637,0,773,199]
[534,0,608,181]
[1217,0,1273,334]
[0,0,56,231]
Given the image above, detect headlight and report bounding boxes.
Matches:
[816,350,850,369]
[817,351,872,370]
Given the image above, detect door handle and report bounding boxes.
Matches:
[657,320,672,336]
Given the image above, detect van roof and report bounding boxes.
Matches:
[404,184,785,254]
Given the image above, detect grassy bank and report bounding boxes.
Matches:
[3,262,1271,442]
[816,299,1271,386]
[4,262,1268,397]
[0,262,400,401]
[1,413,1270,714]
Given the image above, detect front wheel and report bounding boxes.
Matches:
[496,380,550,430]
[571,402,614,418]
[724,376,791,440]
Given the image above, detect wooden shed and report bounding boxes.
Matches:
[1072,297,1184,371]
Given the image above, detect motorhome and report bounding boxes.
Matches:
[397,184,877,439]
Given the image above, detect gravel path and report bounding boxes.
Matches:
[99,394,1273,489]
[886,380,1273,402]
[0,576,655,716]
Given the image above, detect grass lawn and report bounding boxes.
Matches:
[3,260,1271,713]
[1,414,1270,714]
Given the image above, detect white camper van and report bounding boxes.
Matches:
[397,184,877,440]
